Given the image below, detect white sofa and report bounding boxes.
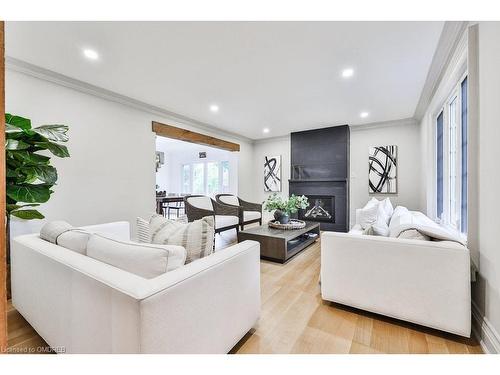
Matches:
[321,228,471,337]
[11,221,261,353]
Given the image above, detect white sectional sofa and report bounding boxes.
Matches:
[320,203,471,337]
[11,221,261,353]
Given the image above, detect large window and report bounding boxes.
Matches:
[435,74,468,234]
[182,160,231,196]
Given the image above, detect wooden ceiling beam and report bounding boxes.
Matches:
[152,121,240,152]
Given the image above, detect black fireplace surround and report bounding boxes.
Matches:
[289,125,350,232]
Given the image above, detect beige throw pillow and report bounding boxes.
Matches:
[136,216,152,243]
[149,214,215,264]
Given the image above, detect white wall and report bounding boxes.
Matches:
[471,21,500,348]
[252,136,291,221]
[349,119,422,227]
[6,70,255,236]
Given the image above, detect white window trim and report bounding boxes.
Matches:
[181,160,230,196]
[425,30,468,224]
[433,71,468,235]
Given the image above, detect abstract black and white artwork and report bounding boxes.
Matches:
[264,155,282,192]
[368,145,398,194]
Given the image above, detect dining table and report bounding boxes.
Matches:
[156,195,185,216]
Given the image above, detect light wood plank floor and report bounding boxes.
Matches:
[7,239,482,354]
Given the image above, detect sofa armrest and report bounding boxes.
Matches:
[238,197,262,213]
[138,240,261,353]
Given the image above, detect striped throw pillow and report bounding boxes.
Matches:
[149,214,215,264]
[136,217,152,243]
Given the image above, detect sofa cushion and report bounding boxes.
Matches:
[40,220,92,254]
[186,196,213,211]
[218,195,239,206]
[243,211,261,222]
[86,234,186,279]
[215,215,239,229]
[40,220,73,243]
[398,229,431,241]
[149,214,215,263]
[57,229,92,254]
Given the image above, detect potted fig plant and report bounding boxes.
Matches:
[263,193,309,224]
[5,113,70,297]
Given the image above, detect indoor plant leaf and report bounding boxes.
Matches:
[34,141,70,158]
[6,184,53,203]
[33,124,69,142]
[6,203,40,214]
[6,123,24,134]
[5,113,32,131]
[9,150,51,165]
[11,209,45,220]
[5,138,30,150]
[20,165,58,184]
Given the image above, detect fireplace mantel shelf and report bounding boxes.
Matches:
[289,178,348,183]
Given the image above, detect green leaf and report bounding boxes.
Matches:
[6,168,22,178]
[5,114,31,130]
[5,138,30,150]
[11,209,45,220]
[6,123,24,134]
[8,150,51,165]
[6,203,40,214]
[33,125,69,142]
[34,142,70,158]
[20,165,58,184]
[6,184,52,203]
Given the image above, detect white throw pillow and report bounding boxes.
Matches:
[136,217,151,243]
[371,206,390,236]
[380,198,394,222]
[356,203,380,230]
[149,214,215,264]
[86,234,186,279]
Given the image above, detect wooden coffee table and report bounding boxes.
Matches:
[237,222,320,263]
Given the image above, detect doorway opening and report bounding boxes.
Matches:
[153,123,239,220]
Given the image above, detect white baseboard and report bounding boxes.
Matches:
[472,301,500,354]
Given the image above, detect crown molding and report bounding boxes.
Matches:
[253,134,290,145]
[349,117,417,132]
[413,21,469,120]
[5,56,253,144]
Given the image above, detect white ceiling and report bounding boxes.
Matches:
[5,21,444,140]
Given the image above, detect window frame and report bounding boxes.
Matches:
[181,160,231,196]
[433,71,468,234]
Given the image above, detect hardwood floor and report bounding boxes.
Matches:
[232,240,482,354]
[7,239,482,354]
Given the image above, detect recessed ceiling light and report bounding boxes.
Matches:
[83,48,99,60]
[263,128,270,134]
[342,68,354,78]
[360,112,369,118]
[209,104,219,113]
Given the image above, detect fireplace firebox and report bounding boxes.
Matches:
[299,195,335,223]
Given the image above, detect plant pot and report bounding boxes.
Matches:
[279,214,290,224]
[274,210,283,221]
